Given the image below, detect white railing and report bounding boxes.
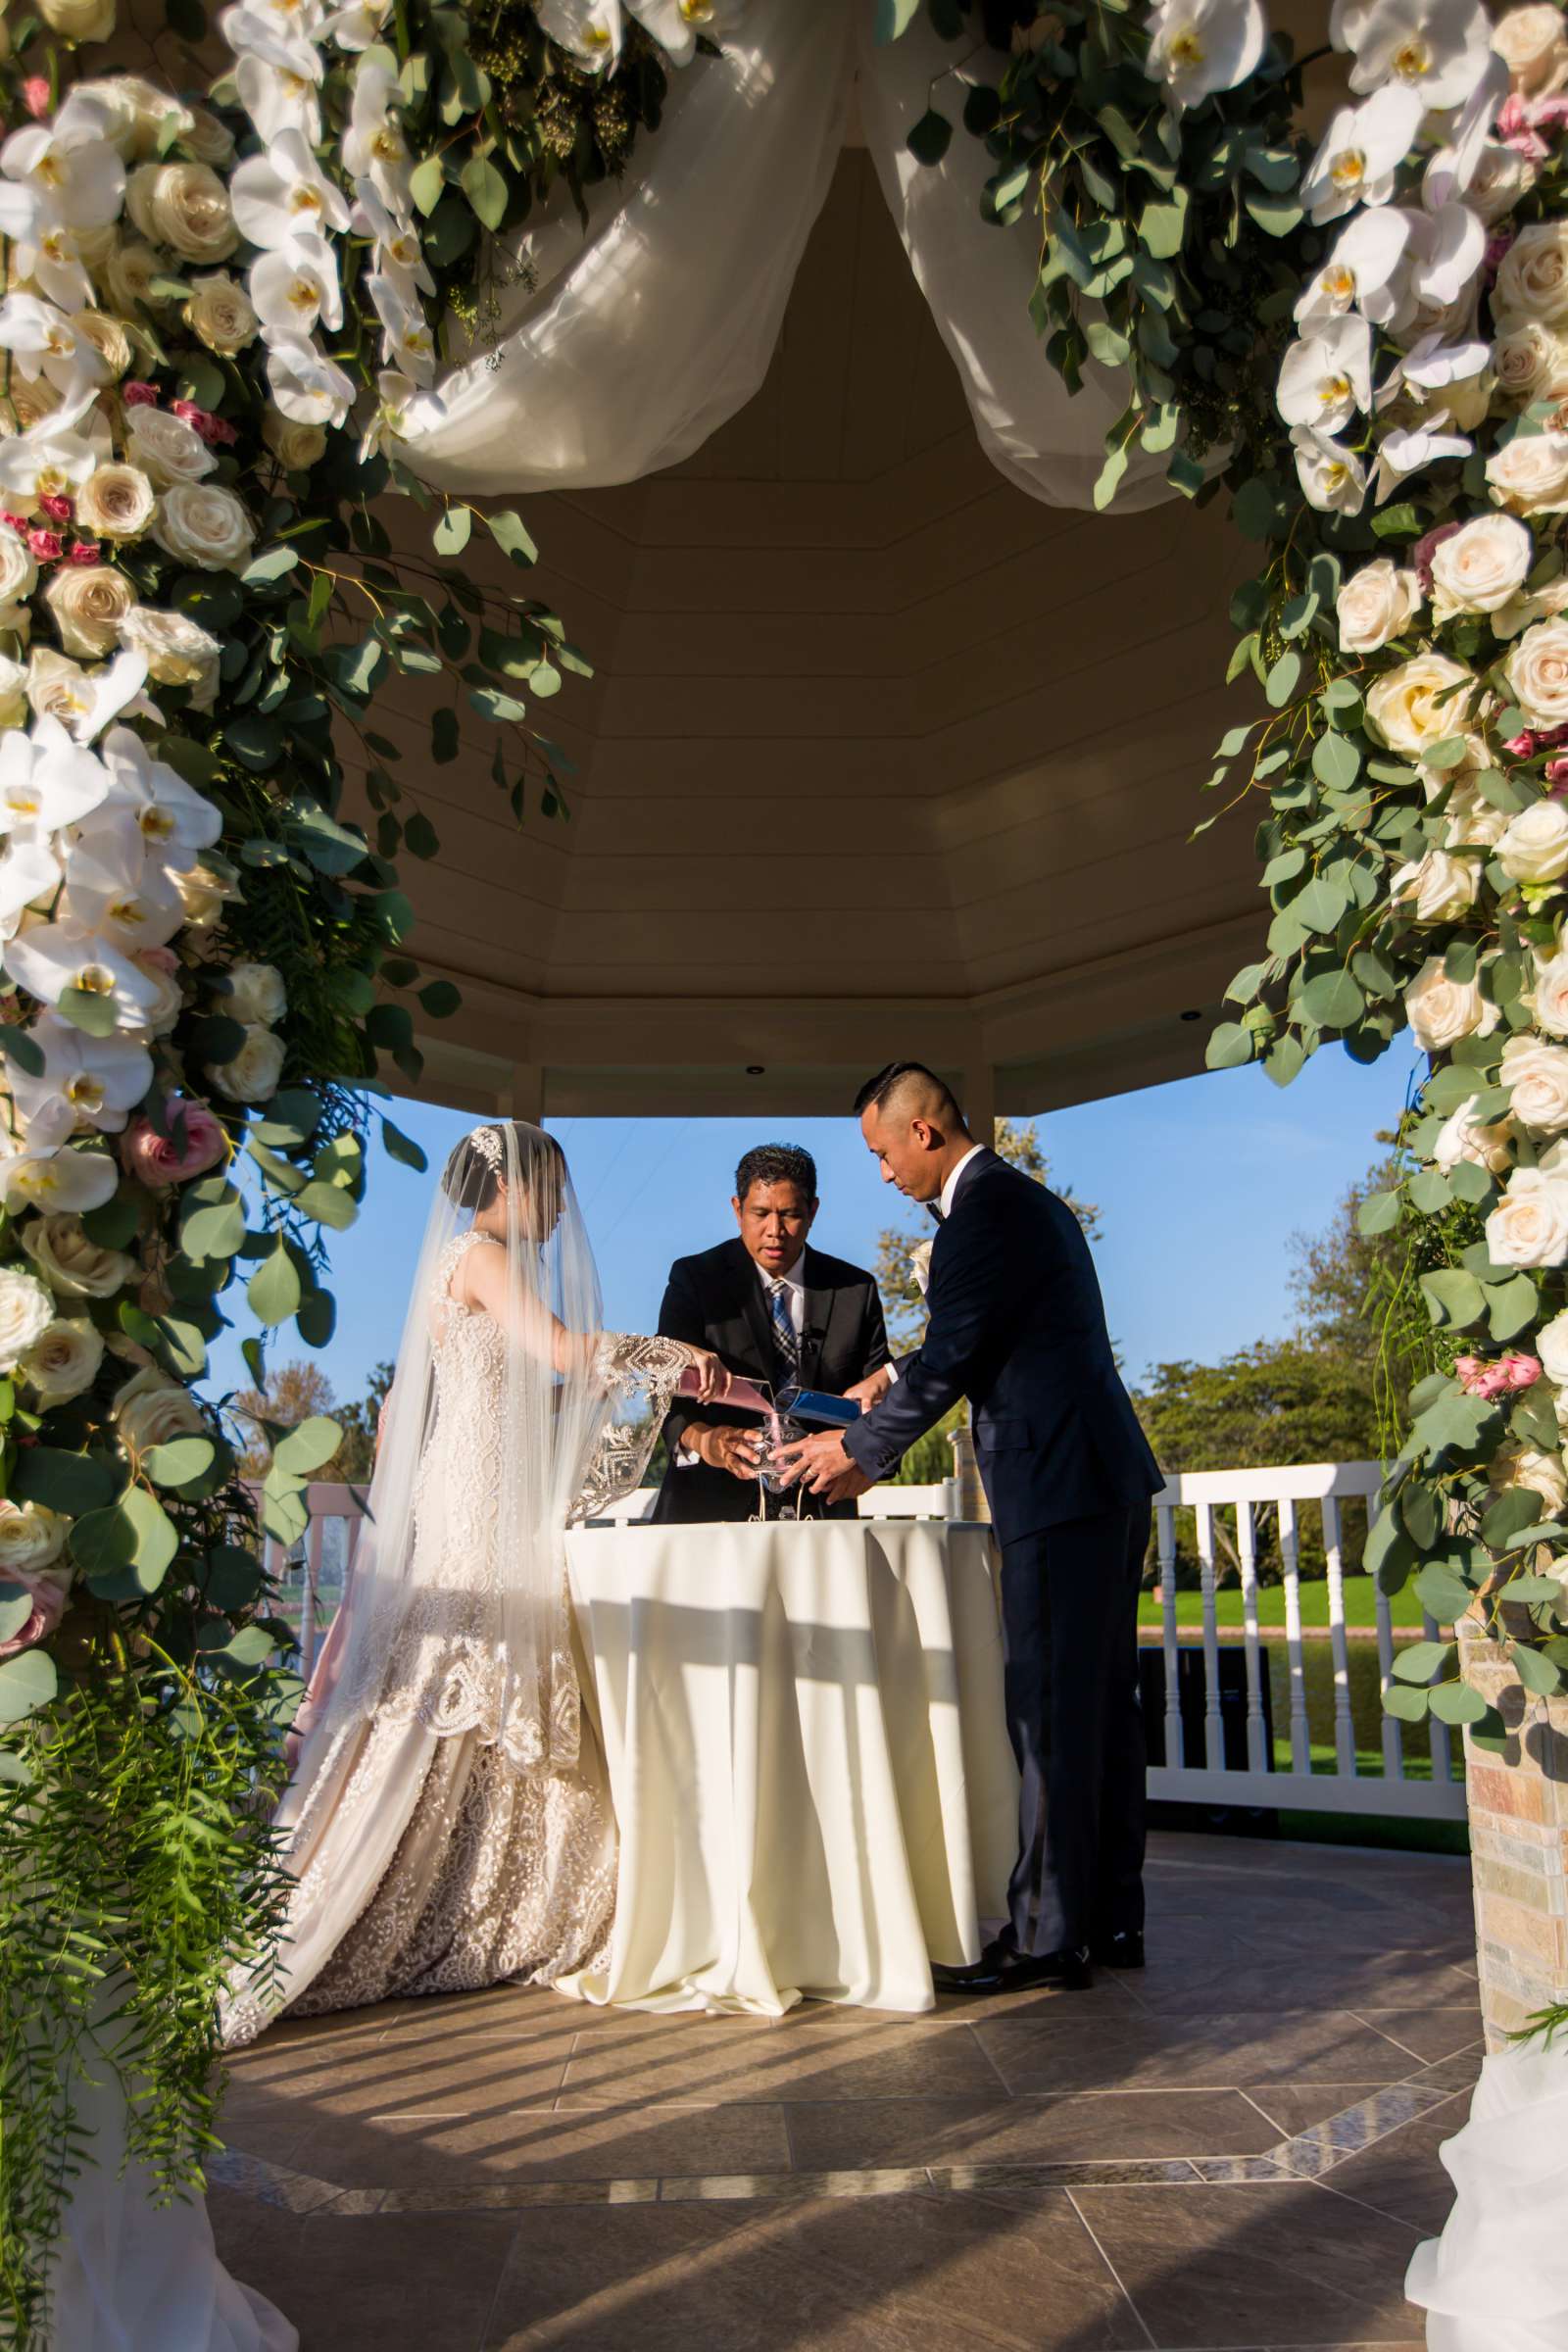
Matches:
[257,1459,1466,1825]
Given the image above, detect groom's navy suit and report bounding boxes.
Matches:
[843,1148,1162,1959]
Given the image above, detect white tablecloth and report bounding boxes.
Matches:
[560,1517,1019,2015]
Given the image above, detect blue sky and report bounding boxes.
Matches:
[207,1041,1424,1409]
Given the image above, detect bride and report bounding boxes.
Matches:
[222,1118,726,2043]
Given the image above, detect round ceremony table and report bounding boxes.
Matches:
[559,1516,1020,2015]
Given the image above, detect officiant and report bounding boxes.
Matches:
[649,1143,890,1524]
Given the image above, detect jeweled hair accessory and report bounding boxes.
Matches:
[470,1124,504,1170]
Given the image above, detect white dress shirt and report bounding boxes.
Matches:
[887,1146,985,1389]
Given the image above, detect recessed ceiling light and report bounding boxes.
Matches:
[746,1064,764,1075]
[1180,1009,1201,1023]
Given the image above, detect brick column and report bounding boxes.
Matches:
[1458,1614,1568,2048]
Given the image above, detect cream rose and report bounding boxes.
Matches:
[0,1266,57,1372]
[1468,140,1539,225]
[1494,321,1568,407]
[1445,782,1510,850]
[1488,1166,1568,1265]
[20,1211,136,1298]
[0,372,61,437]
[183,271,257,357]
[1488,430,1568,516]
[102,240,161,318]
[70,309,131,382]
[1500,797,1568,882]
[1535,950,1568,1038]
[0,533,38,610]
[76,464,156,541]
[1539,1307,1568,1386]
[118,605,220,709]
[113,1363,208,1454]
[73,74,194,161]
[1508,618,1568,727]
[1431,514,1535,620]
[1365,655,1475,758]
[180,108,235,169]
[1490,1441,1568,1513]
[151,482,254,572]
[1338,558,1422,654]
[174,859,241,928]
[262,410,326,471]
[125,405,215,490]
[44,562,134,659]
[0,1499,67,1580]
[20,1315,103,1406]
[1434,1095,1513,1175]
[130,950,183,1036]
[0,655,28,729]
[1496,221,1568,327]
[1502,1036,1568,1132]
[1392,848,1480,924]
[1494,3,1568,95]
[206,1024,284,1105]
[125,162,237,266]
[1404,957,1502,1051]
[222,962,286,1026]
[26,650,91,733]
[37,0,116,38]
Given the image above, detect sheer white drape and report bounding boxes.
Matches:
[397,0,1174,513]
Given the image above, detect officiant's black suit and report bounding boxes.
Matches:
[843,1148,1163,1959]
[651,1239,890,1525]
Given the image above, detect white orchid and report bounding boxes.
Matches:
[1388,328,1493,402]
[1278,315,1374,433]
[62,816,185,956]
[11,1012,151,1135]
[360,369,435,462]
[1296,207,1413,329]
[321,0,395,47]
[4,919,165,1031]
[625,0,702,64]
[265,333,356,428]
[366,271,435,380]
[1301,84,1426,223]
[3,717,110,836]
[24,650,147,748]
[1371,416,1474,502]
[98,727,221,872]
[224,19,326,147]
[1423,53,1512,209]
[0,295,108,398]
[18,223,95,317]
[1407,200,1486,313]
[1292,424,1369,514]
[0,396,107,511]
[342,64,413,214]
[532,0,621,70]
[0,1105,120,1216]
[0,102,125,235]
[230,131,351,250]
[250,232,344,338]
[1348,0,1497,112]
[233,0,329,34]
[1146,0,1266,109]
[352,182,434,297]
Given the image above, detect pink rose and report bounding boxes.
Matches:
[26,528,61,563]
[122,1101,227,1189]
[1,514,26,537]
[122,382,158,409]
[22,78,50,122]
[67,540,100,566]
[1549,758,1568,791]
[1456,1353,1542,1399]
[139,946,176,974]
[171,400,237,449]
[1499,94,1549,160]
[37,493,72,525]
[1412,520,1463,593]
[0,1569,68,1662]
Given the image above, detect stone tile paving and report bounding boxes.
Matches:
[210,1832,1479,2349]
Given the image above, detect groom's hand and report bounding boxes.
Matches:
[776,1429,871,1504]
[844,1367,893,1412]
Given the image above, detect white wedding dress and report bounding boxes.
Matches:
[1405,2042,1568,2348]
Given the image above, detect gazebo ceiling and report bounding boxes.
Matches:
[351,147,1263,1124]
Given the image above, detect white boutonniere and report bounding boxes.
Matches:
[910,1237,934,1296]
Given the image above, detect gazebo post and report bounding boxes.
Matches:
[509,1063,546,1122]
[962,1058,996,1142]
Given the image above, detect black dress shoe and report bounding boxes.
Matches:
[1091,1930,1145,1970]
[931,1940,1092,1995]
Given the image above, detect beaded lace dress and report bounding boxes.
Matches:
[222,1160,693,2048]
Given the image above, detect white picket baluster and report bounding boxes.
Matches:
[1424,1605,1454,1784]
[1196,1501,1224,1770]
[1157,1502,1182,1767]
[1237,1499,1267,1772]
[1279,1498,1310,1775]
[1375,1570,1404,1780]
[1322,1495,1357,1778]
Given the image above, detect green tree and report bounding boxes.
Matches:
[233,1357,391,1486]
[330,1360,396,1486]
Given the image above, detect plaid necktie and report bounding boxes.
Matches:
[766,1277,801,1376]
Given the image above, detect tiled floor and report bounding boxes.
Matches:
[210,1832,1480,2350]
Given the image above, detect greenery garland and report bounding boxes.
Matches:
[0,0,705,2334]
[903,0,1568,1763]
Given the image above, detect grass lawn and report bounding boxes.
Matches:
[1139,1572,1423,1634]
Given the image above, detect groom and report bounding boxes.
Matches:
[782,1062,1162,1994]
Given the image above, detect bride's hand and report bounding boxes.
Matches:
[687,1348,731,1403]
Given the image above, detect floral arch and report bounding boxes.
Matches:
[0,0,1564,2330]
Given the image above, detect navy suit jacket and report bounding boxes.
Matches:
[843,1150,1161,1546]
